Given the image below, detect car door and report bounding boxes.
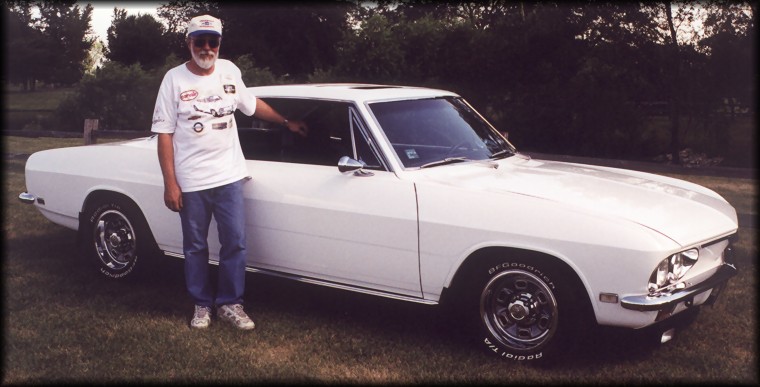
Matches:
[238,101,422,297]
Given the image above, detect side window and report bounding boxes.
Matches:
[236,111,281,162]
[239,98,385,171]
[286,100,352,166]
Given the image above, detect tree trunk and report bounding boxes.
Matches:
[665,2,682,165]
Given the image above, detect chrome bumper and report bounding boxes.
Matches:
[620,263,737,319]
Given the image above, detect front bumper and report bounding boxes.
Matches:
[620,262,737,320]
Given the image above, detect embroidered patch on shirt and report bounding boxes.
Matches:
[224,84,236,94]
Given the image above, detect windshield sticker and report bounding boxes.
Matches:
[405,149,419,159]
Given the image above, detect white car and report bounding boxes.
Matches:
[19,84,738,361]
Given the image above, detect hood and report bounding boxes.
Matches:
[418,155,738,246]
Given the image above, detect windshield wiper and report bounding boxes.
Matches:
[420,157,499,169]
[420,157,469,169]
[490,149,514,160]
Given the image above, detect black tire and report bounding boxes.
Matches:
[460,256,591,362]
[81,195,156,280]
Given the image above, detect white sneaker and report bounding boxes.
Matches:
[190,305,211,329]
[217,304,255,330]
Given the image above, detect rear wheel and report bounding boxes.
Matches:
[81,196,156,279]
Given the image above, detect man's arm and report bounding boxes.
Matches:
[253,98,308,137]
[157,133,182,212]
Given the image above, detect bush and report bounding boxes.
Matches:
[53,54,295,132]
[235,54,289,86]
[54,55,182,132]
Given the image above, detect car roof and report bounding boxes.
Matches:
[248,83,459,103]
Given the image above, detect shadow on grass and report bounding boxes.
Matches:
[5,226,709,370]
[5,226,188,317]
[241,269,685,369]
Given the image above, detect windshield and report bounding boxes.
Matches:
[369,97,515,168]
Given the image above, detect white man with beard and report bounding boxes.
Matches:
[151,15,307,330]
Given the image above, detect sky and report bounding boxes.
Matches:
[84,1,164,43]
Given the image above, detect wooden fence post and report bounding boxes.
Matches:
[84,119,99,145]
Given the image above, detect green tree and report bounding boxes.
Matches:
[216,2,351,79]
[156,0,216,58]
[157,0,216,34]
[154,1,351,79]
[4,2,47,90]
[699,2,756,118]
[36,0,94,85]
[235,54,285,86]
[394,14,447,84]
[336,13,405,83]
[106,9,170,70]
[563,3,665,157]
[4,1,92,88]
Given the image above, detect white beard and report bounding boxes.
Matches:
[192,50,217,70]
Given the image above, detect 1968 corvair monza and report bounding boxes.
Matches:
[20,84,737,361]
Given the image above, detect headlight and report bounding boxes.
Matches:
[648,248,699,295]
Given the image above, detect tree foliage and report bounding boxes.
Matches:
[156,0,217,58]
[4,2,47,90]
[4,0,93,87]
[35,1,94,85]
[105,9,170,70]
[214,2,352,77]
[5,1,754,166]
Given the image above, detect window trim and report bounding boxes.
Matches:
[238,97,390,171]
[349,106,390,172]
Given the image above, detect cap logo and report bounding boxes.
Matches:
[187,14,222,37]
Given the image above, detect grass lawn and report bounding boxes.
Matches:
[4,87,76,131]
[4,87,76,111]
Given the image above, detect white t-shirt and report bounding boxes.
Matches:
[151,59,256,192]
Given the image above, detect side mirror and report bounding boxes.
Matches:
[338,156,374,177]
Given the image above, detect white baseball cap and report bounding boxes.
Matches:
[187,15,222,37]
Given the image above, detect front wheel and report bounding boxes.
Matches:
[462,257,591,362]
[81,196,155,279]
[481,268,559,359]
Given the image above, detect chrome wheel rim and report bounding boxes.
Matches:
[93,209,137,271]
[480,269,559,352]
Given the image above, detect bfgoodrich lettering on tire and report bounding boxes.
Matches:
[462,256,590,362]
[81,196,155,279]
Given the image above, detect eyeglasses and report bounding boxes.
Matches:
[192,37,220,49]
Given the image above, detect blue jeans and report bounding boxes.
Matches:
[179,179,247,307]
